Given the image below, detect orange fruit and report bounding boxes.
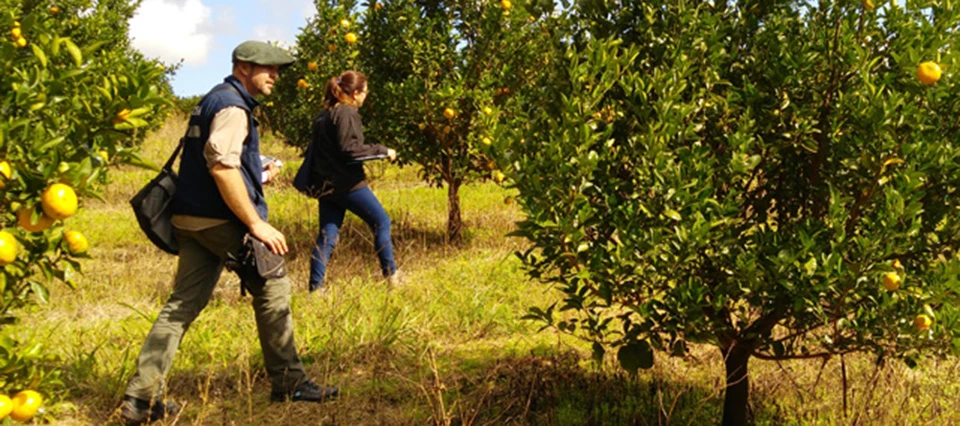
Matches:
[442,125,451,135]
[0,394,12,420]
[481,137,492,145]
[18,207,54,233]
[483,106,492,115]
[443,108,456,120]
[64,230,89,254]
[328,44,337,53]
[340,19,351,29]
[0,232,16,266]
[15,37,26,48]
[297,79,309,89]
[0,161,11,188]
[345,32,358,44]
[492,170,506,183]
[50,6,60,14]
[10,390,42,422]
[914,314,932,331]
[307,61,318,71]
[10,27,21,38]
[375,2,383,9]
[501,0,512,10]
[41,183,78,220]
[112,108,131,125]
[882,272,901,291]
[917,62,941,85]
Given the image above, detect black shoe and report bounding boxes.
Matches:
[120,396,180,425]
[270,379,339,403]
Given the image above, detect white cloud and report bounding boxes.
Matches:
[129,0,214,66]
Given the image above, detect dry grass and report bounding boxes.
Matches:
[4,115,960,425]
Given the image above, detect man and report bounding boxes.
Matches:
[120,41,338,425]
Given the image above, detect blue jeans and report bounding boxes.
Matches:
[309,186,396,291]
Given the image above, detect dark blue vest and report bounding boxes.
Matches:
[172,76,268,222]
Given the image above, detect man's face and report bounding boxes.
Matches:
[239,63,280,96]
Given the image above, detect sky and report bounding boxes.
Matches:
[128,0,315,97]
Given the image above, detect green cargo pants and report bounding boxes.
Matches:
[125,222,305,401]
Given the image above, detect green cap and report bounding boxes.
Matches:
[231,41,295,66]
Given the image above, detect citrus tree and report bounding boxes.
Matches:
[1,0,171,410]
[264,0,361,147]
[495,1,960,424]
[358,0,565,242]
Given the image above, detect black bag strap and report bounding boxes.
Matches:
[162,138,184,172]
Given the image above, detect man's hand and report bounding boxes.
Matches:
[263,161,281,184]
[249,220,288,255]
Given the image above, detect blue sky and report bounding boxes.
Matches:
[129,0,315,97]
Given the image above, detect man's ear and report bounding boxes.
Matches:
[234,62,252,77]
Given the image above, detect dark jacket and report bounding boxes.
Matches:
[172,76,268,221]
[309,105,388,194]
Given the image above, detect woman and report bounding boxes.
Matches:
[307,70,398,292]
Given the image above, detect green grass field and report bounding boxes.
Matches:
[5,117,960,425]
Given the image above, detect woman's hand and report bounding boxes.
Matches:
[387,148,397,161]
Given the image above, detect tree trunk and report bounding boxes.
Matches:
[446,179,462,244]
[721,344,751,426]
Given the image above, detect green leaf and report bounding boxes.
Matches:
[592,342,605,364]
[63,38,83,67]
[29,281,49,304]
[664,209,681,221]
[31,44,48,68]
[617,340,654,374]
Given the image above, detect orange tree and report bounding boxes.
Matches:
[360,0,566,242]
[1,0,170,399]
[265,0,360,148]
[496,1,960,425]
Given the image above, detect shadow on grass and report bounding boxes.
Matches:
[282,212,474,266]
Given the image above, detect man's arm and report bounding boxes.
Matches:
[206,107,287,255]
[210,164,288,255]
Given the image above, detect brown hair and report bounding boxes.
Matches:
[324,70,368,109]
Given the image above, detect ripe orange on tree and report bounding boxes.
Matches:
[63,230,89,254]
[307,61,318,71]
[443,108,456,119]
[10,27,21,38]
[15,37,26,48]
[340,19,351,29]
[345,32,358,44]
[0,232,16,266]
[112,108,131,125]
[50,6,60,14]
[914,314,932,331]
[18,207,54,233]
[882,272,901,291]
[0,161,11,188]
[9,390,42,422]
[0,394,11,420]
[297,78,310,89]
[917,62,941,85]
[501,0,512,10]
[41,183,78,220]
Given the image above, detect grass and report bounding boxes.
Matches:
[4,115,960,425]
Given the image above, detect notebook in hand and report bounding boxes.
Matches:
[348,153,389,164]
